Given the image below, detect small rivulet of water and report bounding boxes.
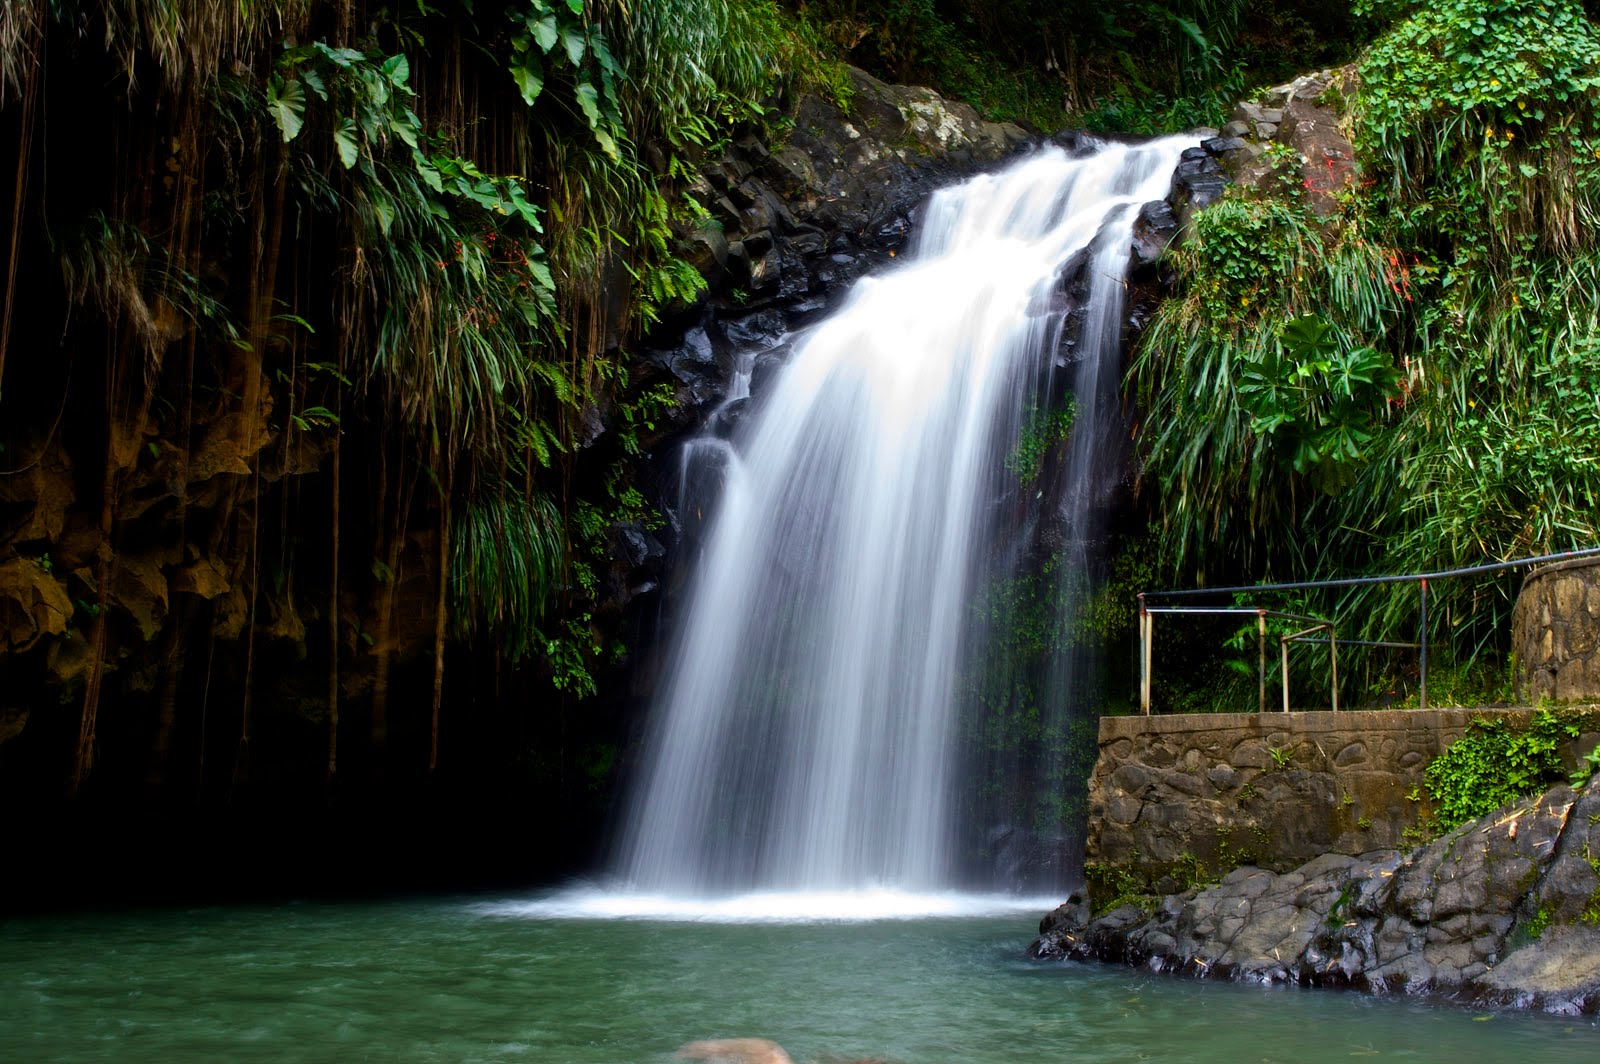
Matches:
[613,136,1194,910]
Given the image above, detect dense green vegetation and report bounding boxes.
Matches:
[1423,709,1591,832]
[0,0,808,805]
[784,1,1369,132]
[0,0,1401,812]
[1133,0,1600,703]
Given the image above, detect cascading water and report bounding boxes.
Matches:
[616,136,1193,904]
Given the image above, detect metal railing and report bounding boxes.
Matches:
[1135,546,1600,715]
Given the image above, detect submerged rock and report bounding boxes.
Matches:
[678,1039,795,1064]
[1032,775,1600,1014]
[676,1038,894,1064]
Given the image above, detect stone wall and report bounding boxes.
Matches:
[1087,709,1546,894]
[1512,557,1600,701]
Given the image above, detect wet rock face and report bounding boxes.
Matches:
[1130,201,1180,272]
[1169,145,1229,220]
[630,67,1032,449]
[1033,775,1600,1015]
[1167,67,1359,232]
[1221,68,1358,217]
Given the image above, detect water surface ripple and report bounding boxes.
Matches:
[3,900,1595,1062]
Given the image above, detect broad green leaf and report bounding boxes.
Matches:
[1278,314,1338,360]
[504,183,543,232]
[529,259,554,291]
[415,160,444,194]
[533,14,559,52]
[561,25,586,66]
[564,0,583,13]
[574,80,603,128]
[512,55,545,106]
[361,67,391,109]
[313,43,364,67]
[381,53,410,87]
[267,75,305,142]
[590,32,619,77]
[371,192,395,235]
[333,117,360,169]
[391,110,420,149]
[300,68,327,101]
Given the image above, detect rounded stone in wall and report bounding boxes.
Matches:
[1232,738,1271,768]
[1335,741,1368,766]
[1514,558,1600,701]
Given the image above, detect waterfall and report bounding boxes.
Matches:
[617,137,1193,899]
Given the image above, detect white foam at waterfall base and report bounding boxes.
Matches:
[476,886,1065,923]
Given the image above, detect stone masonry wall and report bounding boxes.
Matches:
[1512,558,1600,701]
[1086,709,1544,895]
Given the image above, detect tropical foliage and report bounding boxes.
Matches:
[0,0,799,795]
[1424,710,1586,831]
[1134,0,1600,698]
[783,0,1368,132]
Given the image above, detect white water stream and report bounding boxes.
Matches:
[609,137,1193,910]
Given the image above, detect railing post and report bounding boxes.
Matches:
[1257,611,1267,714]
[1281,637,1291,712]
[1418,577,1429,710]
[1329,624,1339,713]
[1139,593,1151,715]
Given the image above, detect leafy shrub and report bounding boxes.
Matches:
[1424,710,1579,831]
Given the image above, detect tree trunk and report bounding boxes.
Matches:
[326,398,341,786]
[430,449,452,773]
[0,0,41,402]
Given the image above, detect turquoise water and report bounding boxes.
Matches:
[2,895,1596,1063]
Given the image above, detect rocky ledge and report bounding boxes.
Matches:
[630,65,1032,443]
[1032,774,1600,1015]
